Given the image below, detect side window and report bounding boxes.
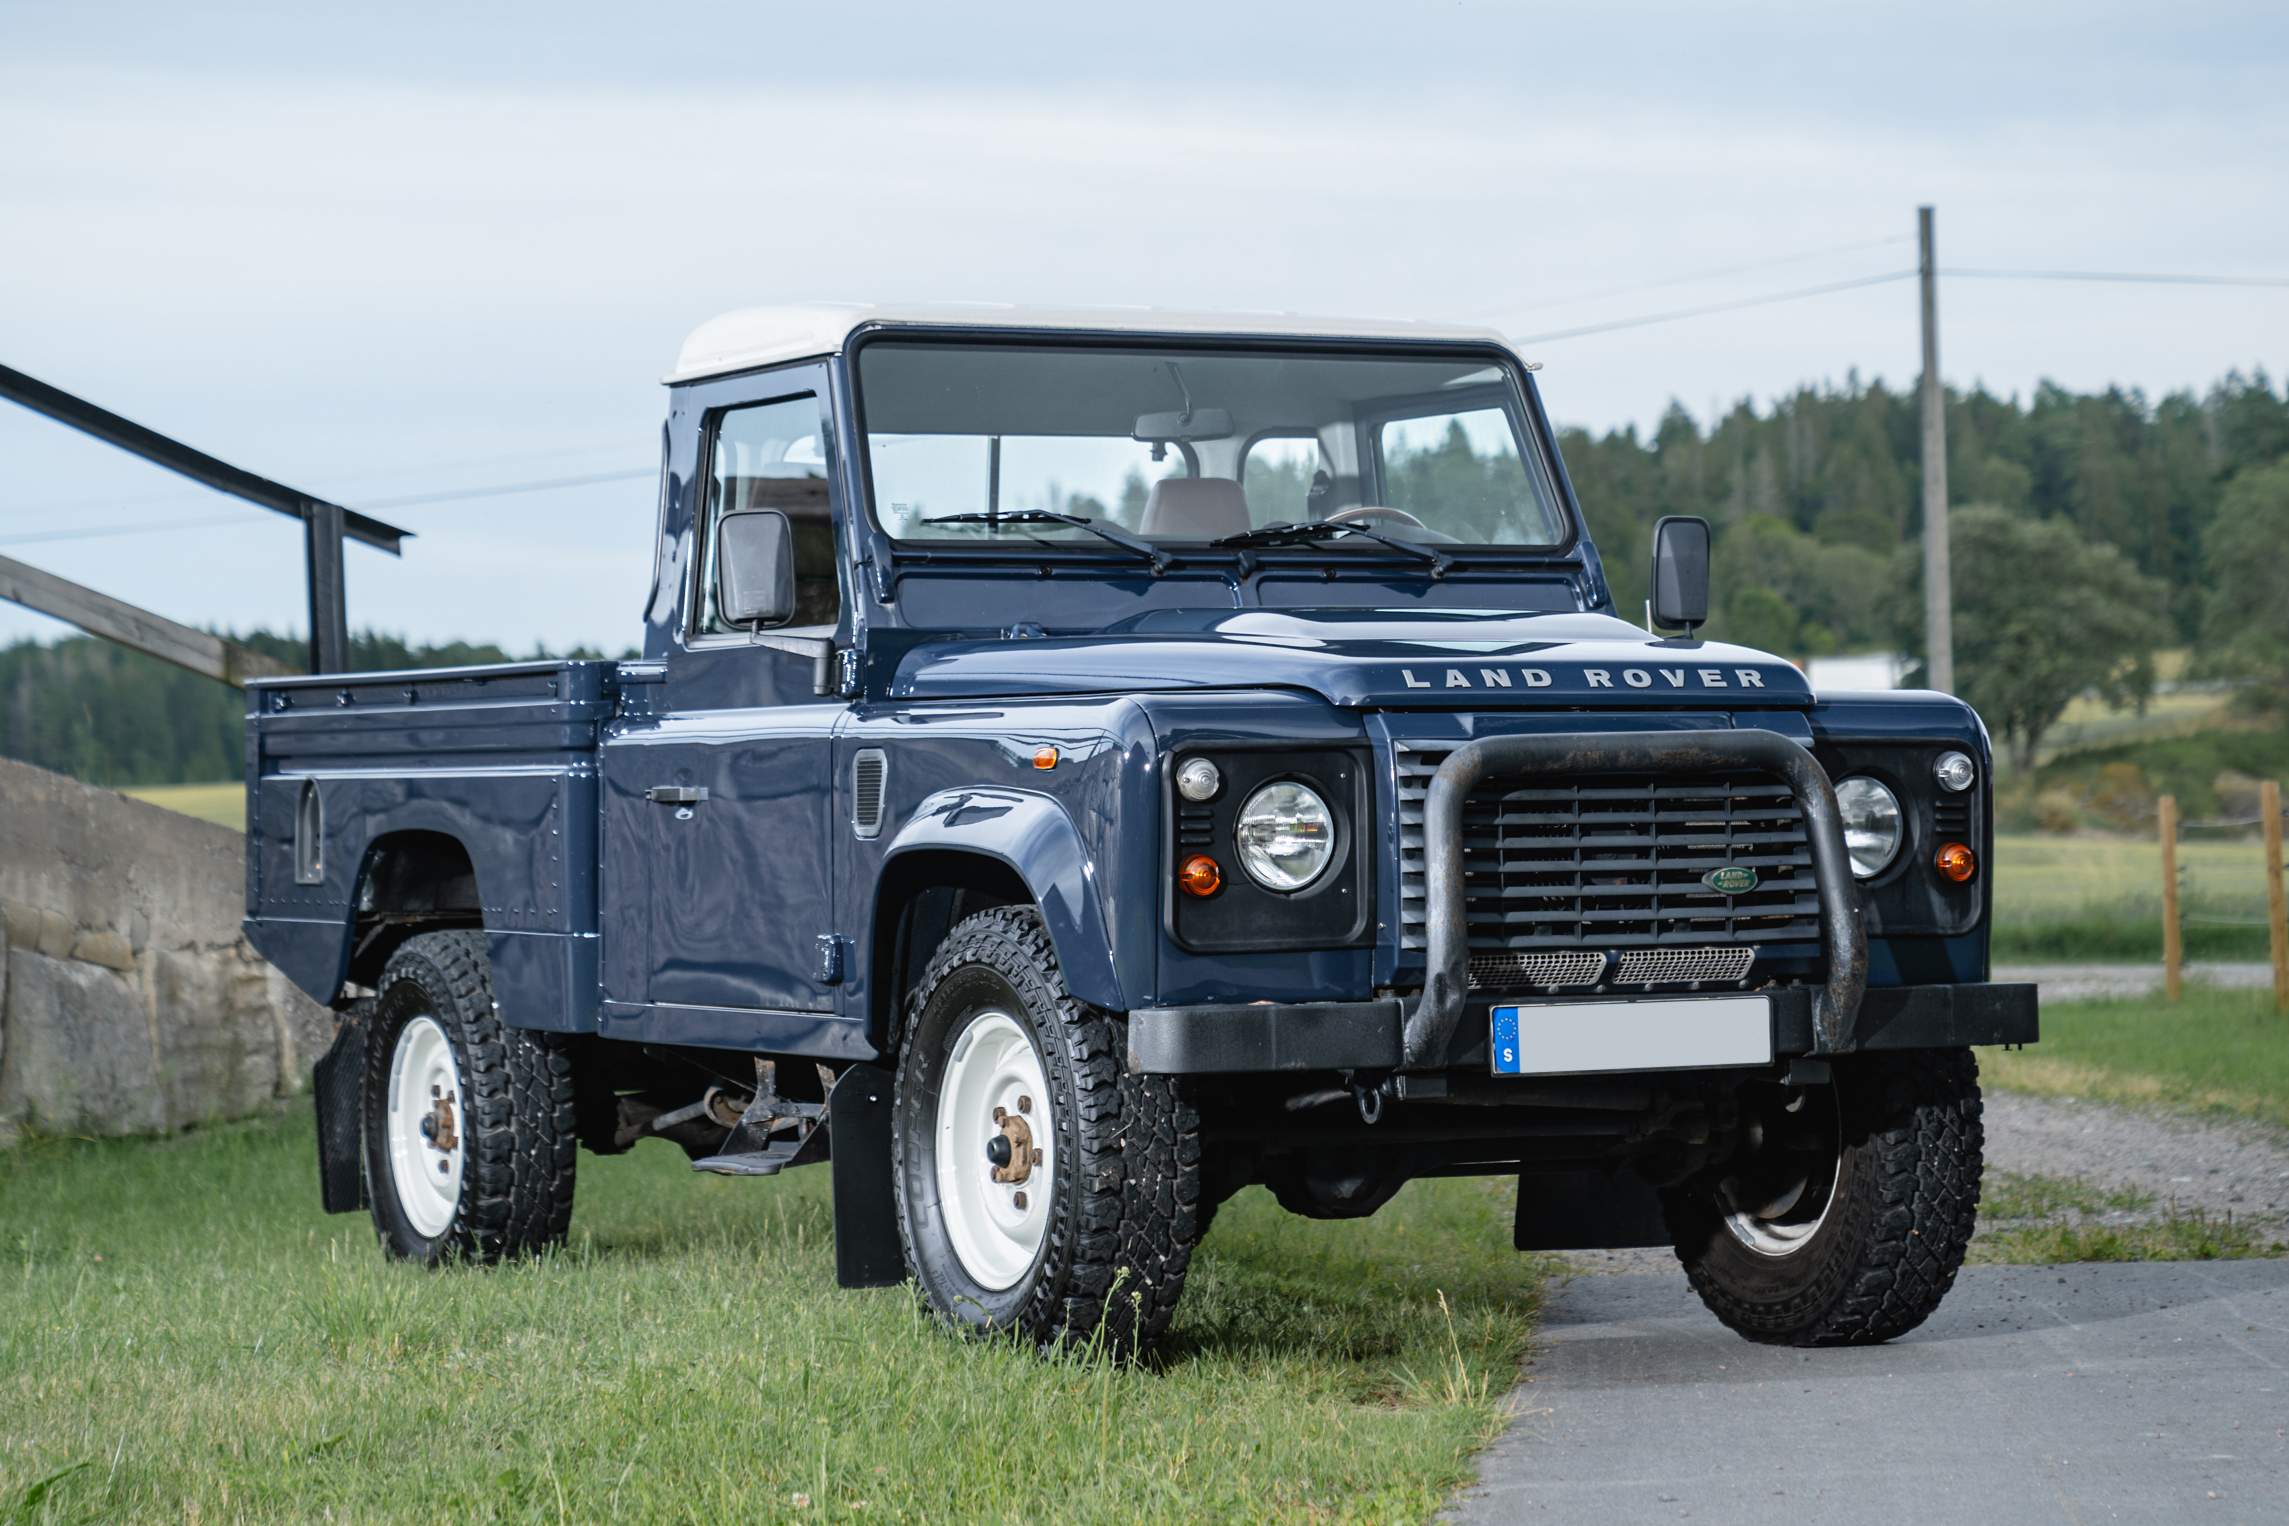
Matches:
[696,393,840,633]
[1241,435,1330,525]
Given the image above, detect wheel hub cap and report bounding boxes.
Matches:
[385,1014,465,1238]
[935,1011,1051,1291]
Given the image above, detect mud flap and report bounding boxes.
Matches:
[1513,1167,1670,1251]
[312,1014,367,1215]
[828,1063,904,1288]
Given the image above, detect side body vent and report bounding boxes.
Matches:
[293,777,324,885]
[852,748,888,839]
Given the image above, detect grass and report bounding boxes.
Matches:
[116,782,244,829]
[1971,1209,2284,1264]
[0,1104,1544,1524]
[1969,1169,2282,1264]
[1978,1169,2153,1220]
[1981,984,2289,1130]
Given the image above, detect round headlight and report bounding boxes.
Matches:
[1176,758,1222,802]
[1834,777,1903,879]
[1933,750,1975,793]
[1234,782,1336,891]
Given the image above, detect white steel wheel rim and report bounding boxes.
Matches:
[385,1015,466,1239]
[935,1010,1053,1292]
[1722,1146,1839,1257]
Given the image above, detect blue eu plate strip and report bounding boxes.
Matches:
[1491,1006,1523,1075]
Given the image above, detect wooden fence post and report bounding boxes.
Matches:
[2264,779,2287,1016]
[2159,794,2181,1004]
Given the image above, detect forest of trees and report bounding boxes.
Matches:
[5,368,2284,787]
[0,632,624,786]
[1562,368,2289,653]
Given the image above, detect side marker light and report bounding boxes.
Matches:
[1032,746,1059,770]
[1178,855,1222,897]
[1935,842,1976,883]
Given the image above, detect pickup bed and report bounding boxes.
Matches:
[248,304,2035,1356]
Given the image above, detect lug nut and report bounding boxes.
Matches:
[1013,1191,1028,1210]
[1017,1095,1031,1113]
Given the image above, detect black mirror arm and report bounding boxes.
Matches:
[745,627,837,695]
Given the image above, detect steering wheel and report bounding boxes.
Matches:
[1328,506,1429,530]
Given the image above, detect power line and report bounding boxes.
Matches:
[0,465,655,544]
[1945,267,2289,288]
[1513,270,1917,344]
[353,467,654,509]
[0,512,267,548]
[1465,234,1917,322]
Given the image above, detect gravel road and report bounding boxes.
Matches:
[1996,961,2277,1005]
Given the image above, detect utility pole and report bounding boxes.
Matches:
[1918,206,1954,695]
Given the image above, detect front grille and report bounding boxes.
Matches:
[1611,946,1757,987]
[1932,793,1972,841]
[1468,950,1607,990]
[1396,745,1821,962]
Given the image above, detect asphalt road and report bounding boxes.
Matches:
[1446,1263,2289,1524]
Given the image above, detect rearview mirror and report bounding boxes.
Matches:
[1649,515,1710,636]
[716,509,796,627]
[1132,408,1234,443]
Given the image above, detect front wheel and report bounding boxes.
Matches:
[893,908,1200,1358]
[362,931,577,1265]
[1663,1048,1983,1346]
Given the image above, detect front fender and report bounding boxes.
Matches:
[882,787,1124,1010]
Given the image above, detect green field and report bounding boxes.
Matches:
[1990,832,2280,960]
[116,781,244,828]
[0,1106,1542,1524]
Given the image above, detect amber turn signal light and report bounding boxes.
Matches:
[1935,841,1976,883]
[1032,746,1059,770]
[1178,855,1222,897]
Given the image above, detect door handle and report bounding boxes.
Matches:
[645,786,708,805]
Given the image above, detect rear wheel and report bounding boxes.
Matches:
[1663,1048,1983,1346]
[893,907,1200,1357]
[363,931,577,1265]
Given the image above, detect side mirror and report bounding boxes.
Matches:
[716,509,796,627]
[1649,515,1710,637]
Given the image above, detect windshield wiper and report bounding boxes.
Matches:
[1212,520,1453,578]
[922,510,1172,575]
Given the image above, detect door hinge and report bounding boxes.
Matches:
[814,933,850,986]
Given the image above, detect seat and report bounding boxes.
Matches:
[1139,478,1251,539]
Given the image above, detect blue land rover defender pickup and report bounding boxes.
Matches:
[247,305,2035,1354]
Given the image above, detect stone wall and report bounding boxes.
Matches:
[0,755,332,1147]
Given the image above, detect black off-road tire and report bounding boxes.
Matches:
[362,931,577,1265]
[1664,1047,1983,1346]
[893,907,1201,1358]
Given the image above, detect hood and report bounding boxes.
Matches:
[889,608,1813,708]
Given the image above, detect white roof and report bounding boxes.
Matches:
[665,303,1524,384]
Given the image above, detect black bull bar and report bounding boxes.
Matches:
[1401,729,1868,1069]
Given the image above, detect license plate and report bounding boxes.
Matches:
[1490,996,1773,1076]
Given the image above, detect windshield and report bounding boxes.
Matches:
[855,341,1568,550]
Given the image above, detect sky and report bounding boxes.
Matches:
[2,1,2284,656]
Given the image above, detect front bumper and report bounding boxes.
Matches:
[1126,981,2038,1075]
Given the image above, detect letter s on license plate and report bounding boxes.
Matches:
[1491,997,1772,1076]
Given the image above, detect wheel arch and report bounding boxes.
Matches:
[347,830,485,989]
[869,788,1126,1053]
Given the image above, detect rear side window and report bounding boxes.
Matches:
[695,393,840,633]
